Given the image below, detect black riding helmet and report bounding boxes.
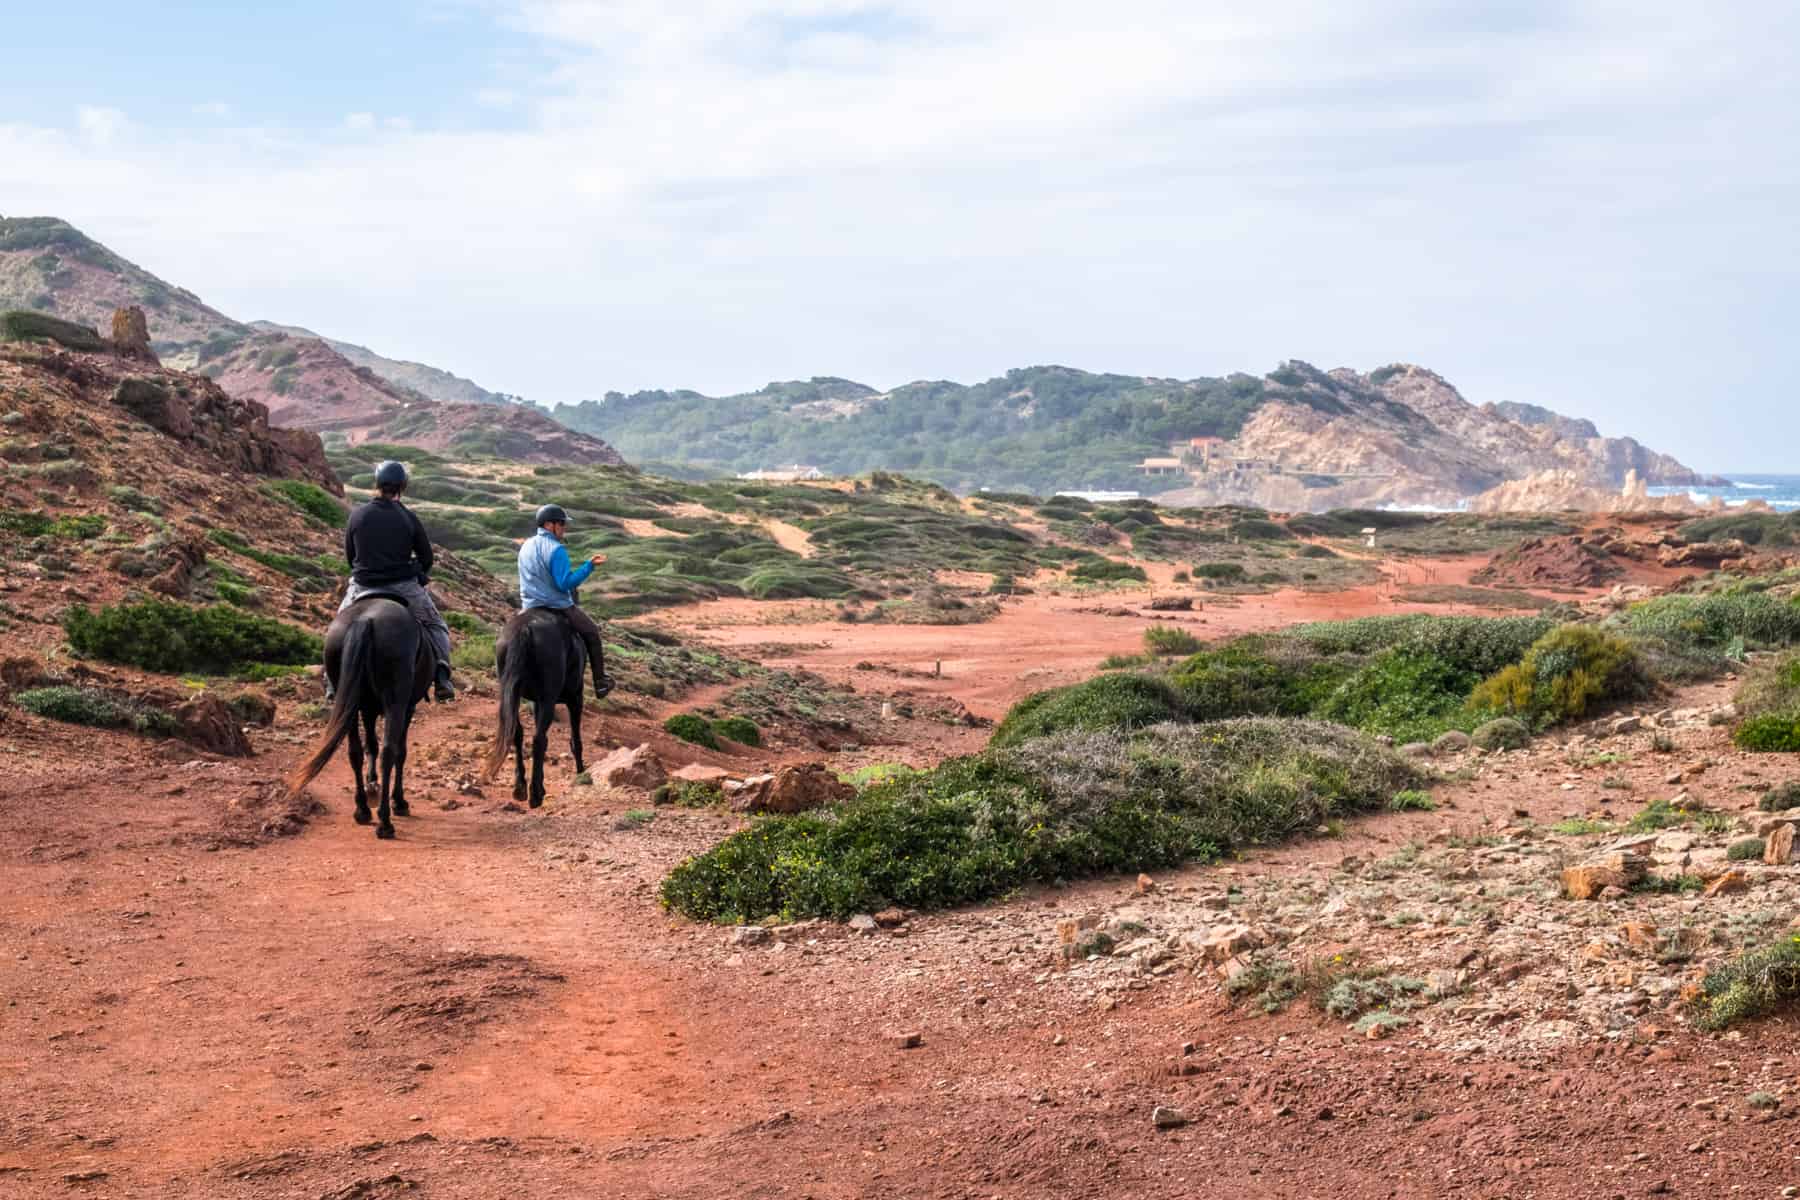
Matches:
[375,460,409,490]
[535,504,569,527]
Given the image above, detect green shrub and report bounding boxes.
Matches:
[443,611,492,637]
[1735,717,1800,752]
[266,480,346,527]
[0,310,107,351]
[1471,716,1531,751]
[1388,790,1436,812]
[225,691,276,727]
[1191,561,1248,582]
[1143,625,1201,656]
[15,685,177,735]
[1314,647,1479,744]
[1070,558,1147,584]
[660,719,1422,922]
[1624,798,1687,833]
[63,599,320,675]
[1468,625,1652,729]
[652,779,725,808]
[990,673,1185,748]
[1169,638,1339,721]
[1616,594,1800,654]
[450,634,498,673]
[1689,935,1800,1030]
[664,712,721,749]
[106,485,160,514]
[1229,518,1292,541]
[1727,837,1766,861]
[1760,781,1800,811]
[712,715,761,746]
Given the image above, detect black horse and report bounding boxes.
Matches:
[482,607,593,807]
[286,595,432,838]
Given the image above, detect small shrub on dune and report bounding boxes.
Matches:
[663,713,721,749]
[1734,717,1800,752]
[712,715,761,747]
[1143,625,1201,656]
[1689,935,1800,1030]
[659,719,1421,923]
[1760,781,1800,811]
[64,599,321,675]
[15,685,177,735]
[1467,625,1652,730]
[265,480,346,528]
[1070,559,1147,585]
[990,673,1184,748]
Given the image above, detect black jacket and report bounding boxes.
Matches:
[344,498,434,586]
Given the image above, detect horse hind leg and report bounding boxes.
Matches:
[348,712,372,825]
[512,701,528,803]
[389,700,414,819]
[567,692,586,777]
[375,697,404,840]
[529,699,553,809]
[363,710,380,794]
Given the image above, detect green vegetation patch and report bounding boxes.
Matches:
[1468,625,1653,730]
[64,599,321,675]
[663,712,721,749]
[15,685,178,735]
[711,715,761,747]
[991,673,1186,748]
[265,480,346,528]
[661,718,1422,922]
[1689,935,1800,1030]
[0,309,108,352]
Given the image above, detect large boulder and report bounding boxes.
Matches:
[1562,852,1648,900]
[726,762,855,815]
[110,306,158,365]
[596,744,667,791]
[174,694,252,757]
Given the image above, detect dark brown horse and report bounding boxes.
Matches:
[286,595,432,837]
[482,607,593,807]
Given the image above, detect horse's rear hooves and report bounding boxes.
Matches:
[354,809,373,825]
[376,825,397,840]
[393,800,411,817]
[528,797,543,809]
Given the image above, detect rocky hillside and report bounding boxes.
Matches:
[0,216,619,466]
[249,320,519,408]
[553,361,1712,509]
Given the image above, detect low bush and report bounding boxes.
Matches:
[266,480,346,527]
[660,719,1422,922]
[64,599,320,675]
[1471,716,1531,751]
[1313,647,1479,744]
[0,309,107,351]
[1388,790,1436,812]
[1761,781,1800,811]
[1143,625,1201,656]
[14,685,177,735]
[1616,594,1800,655]
[663,712,721,749]
[712,715,761,746]
[1727,837,1766,861]
[1689,934,1800,1030]
[1192,562,1248,582]
[1070,558,1148,585]
[990,673,1185,748]
[450,634,497,673]
[1468,625,1652,729]
[1734,717,1800,752]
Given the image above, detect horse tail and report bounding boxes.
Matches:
[285,616,373,800]
[483,628,526,781]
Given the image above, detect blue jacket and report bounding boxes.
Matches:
[518,529,594,610]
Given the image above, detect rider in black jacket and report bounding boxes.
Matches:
[326,461,455,702]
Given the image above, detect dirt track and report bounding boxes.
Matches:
[4,564,1798,1198]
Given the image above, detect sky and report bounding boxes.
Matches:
[2,2,1796,471]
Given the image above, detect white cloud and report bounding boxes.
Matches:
[75,105,127,146]
[5,3,1799,467]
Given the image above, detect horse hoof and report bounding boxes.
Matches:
[354,809,372,825]
[528,797,543,809]
[376,824,396,840]
[393,800,411,817]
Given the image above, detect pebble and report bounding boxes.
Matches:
[893,1031,923,1050]
[1151,1105,1187,1130]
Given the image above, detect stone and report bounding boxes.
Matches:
[1702,870,1749,897]
[847,914,879,933]
[1754,812,1800,838]
[595,744,667,791]
[1152,1105,1188,1130]
[1398,742,1432,758]
[1562,854,1648,900]
[1055,913,1103,945]
[873,907,907,928]
[110,306,158,364]
[1431,730,1472,754]
[1183,924,1258,962]
[729,926,772,948]
[1764,823,1795,865]
[726,762,854,814]
[893,1031,922,1050]
[1619,922,1659,953]
[1610,716,1643,736]
[173,694,252,757]
[1136,872,1157,894]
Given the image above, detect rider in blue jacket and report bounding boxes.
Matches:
[517,504,612,698]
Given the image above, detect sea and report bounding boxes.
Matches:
[1648,474,1800,512]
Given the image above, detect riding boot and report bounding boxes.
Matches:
[433,663,456,703]
[592,667,614,699]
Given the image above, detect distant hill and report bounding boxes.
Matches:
[0,216,612,465]
[551,362,1713,507]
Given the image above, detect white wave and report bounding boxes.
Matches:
[1732,481,1778,489]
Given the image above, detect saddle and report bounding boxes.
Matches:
[354,591,411,609]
